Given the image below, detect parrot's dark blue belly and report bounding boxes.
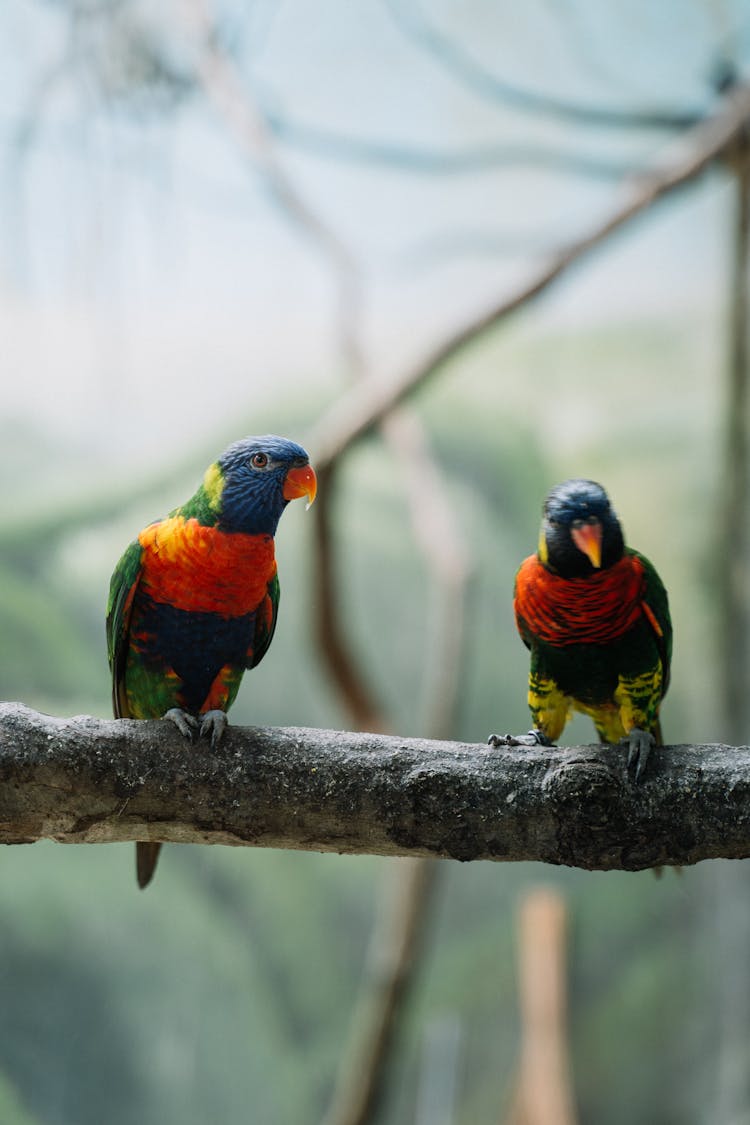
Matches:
[135,594,254,713]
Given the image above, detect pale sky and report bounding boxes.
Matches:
[1,0,748,460]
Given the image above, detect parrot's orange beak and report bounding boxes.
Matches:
[571,521,602,568]
[283,463,317,509]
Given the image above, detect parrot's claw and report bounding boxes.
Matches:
[163,708,199,741]
[487,729,555,749]
[199,710,228,749]
[621,727,655,783]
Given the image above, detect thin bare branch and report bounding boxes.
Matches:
[263,112,646,180]
[712,117,750,1125]
[379,410,472,741]
[309,83,750,469]
[719,136,750,744]
[383,0,704,132]
[181,0,365,377]
[320,858,439,1125]
[311,462,387,733]
[503,890,578,1125]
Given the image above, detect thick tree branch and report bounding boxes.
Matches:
[2,703,749,871]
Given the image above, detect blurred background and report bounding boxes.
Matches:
[2,1,750,1122]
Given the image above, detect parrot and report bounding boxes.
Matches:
[489,478,671,780]
[106,434,317,888]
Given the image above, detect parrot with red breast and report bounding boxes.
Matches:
[490,479,671,780]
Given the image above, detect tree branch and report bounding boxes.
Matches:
[379,408,472,741]
[311,462,387,732]
[182,0,365,378]
[382,0,704,131]
[262,112,648,180]
[3,703,749,871]
[309,83,750,469]
[320,857,438,1125]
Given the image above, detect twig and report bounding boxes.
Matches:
[718,133,750,744]
[383,0,703,132]
[309,83,750,468]
[263,111,648,180]
[181,0,365,378]
[320,858,437,1125]
[311,461,387,733]
[379,409,472,741]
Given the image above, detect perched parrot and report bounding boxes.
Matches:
[106,434,317,888]
[489,479,671,780]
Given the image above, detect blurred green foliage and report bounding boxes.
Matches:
[0,315,735,1123]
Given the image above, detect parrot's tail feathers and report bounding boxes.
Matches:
[136,842,162,889]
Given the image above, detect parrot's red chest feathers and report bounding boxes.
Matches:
[515,552,648,647]
[138,516,277,617]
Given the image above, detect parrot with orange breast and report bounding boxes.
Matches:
[106,434,317,887]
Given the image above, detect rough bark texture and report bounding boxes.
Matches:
[0,702,748,871]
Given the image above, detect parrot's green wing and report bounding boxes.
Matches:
[634,549,673,696]
[247,572,280,670]
[106,539,145,719]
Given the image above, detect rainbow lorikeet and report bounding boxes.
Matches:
[106,435,317,888]
[489,479,671,780]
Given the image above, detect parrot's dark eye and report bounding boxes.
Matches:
[250,452,269,469]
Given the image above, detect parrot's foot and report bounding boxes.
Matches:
[163,708,199,741]
[199,709,228,749]
[487,729,555,749]
[621,727,655,783]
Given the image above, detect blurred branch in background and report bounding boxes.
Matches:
[382,0,705,130]
[311,459,386,733]
[503,889,578,1125]
[181,0,365,379]
[718,124,750,747]
[309,82,750,469]
[713,116,750,1125]
[260,113,647,181]
[379,409,473,744]
[320,858,438,1125]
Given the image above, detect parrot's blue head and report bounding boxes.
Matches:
[540,478,624,577]
[208,435,317,536]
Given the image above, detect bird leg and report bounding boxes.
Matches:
[163,708,199,741]
[487,729,555,748]
[162,708,228,749]
[621,727,655,783]
[199,709,228,749]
